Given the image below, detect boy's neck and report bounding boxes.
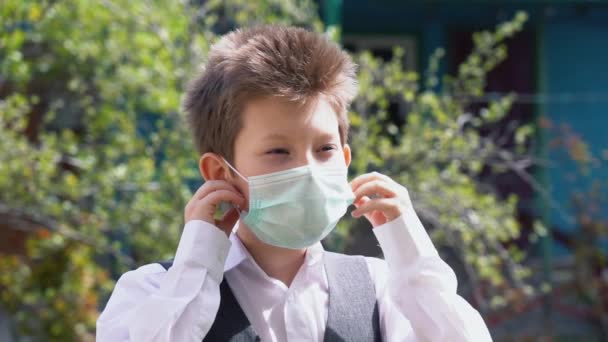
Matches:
[236,225,306,288]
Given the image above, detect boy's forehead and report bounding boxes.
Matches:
[240,97,340,137]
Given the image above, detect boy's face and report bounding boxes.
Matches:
[230,96,351,201]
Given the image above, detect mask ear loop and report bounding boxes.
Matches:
[221,158,249,234]
[222,157,248,182]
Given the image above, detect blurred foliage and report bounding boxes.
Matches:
[338,11,541,311]
[571,185,608,335]
[543,119,608,336]
[1,0,540,340]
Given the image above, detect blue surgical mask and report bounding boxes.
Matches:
[223,159,355,249]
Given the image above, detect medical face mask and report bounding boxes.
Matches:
[223,159,355,249]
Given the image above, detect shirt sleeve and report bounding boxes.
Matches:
[96,220,231,342]
[367,206,493,342]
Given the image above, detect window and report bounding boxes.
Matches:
[342,35,418,133]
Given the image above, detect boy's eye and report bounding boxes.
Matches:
[266,148,289,155]
[319,144,337,152]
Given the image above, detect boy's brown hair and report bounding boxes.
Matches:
[182,25,358,162]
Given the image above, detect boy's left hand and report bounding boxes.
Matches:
[350,172,413,228]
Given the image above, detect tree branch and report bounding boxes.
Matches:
[0,202,134,267]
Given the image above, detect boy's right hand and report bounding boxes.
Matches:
[184,180,246,237]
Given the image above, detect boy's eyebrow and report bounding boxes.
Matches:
[317,132,337,141]
[263,132,338,142]
[262,133,289,141]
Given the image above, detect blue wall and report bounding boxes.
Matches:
[541,8,608,247]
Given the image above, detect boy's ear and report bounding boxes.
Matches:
[343,144,351,167]
[199,152,230,181]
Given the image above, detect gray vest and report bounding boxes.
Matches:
[157,252,381,342]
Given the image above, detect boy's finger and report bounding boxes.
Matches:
[192,180,241,200]
[217,208,240,232]
[350,172,392,192]
[202,189,246,208]
[353,180,397,200]
[351,197,401,221]
[353,195,371,208]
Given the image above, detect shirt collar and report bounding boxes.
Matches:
[223,224,326,272]
[223,232,249,272]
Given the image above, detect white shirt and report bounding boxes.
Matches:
[96,206,492,341]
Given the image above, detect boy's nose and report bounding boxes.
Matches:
[297,152,318,168]
[304,151,320,166]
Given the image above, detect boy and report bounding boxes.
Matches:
[97,25,492,341]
